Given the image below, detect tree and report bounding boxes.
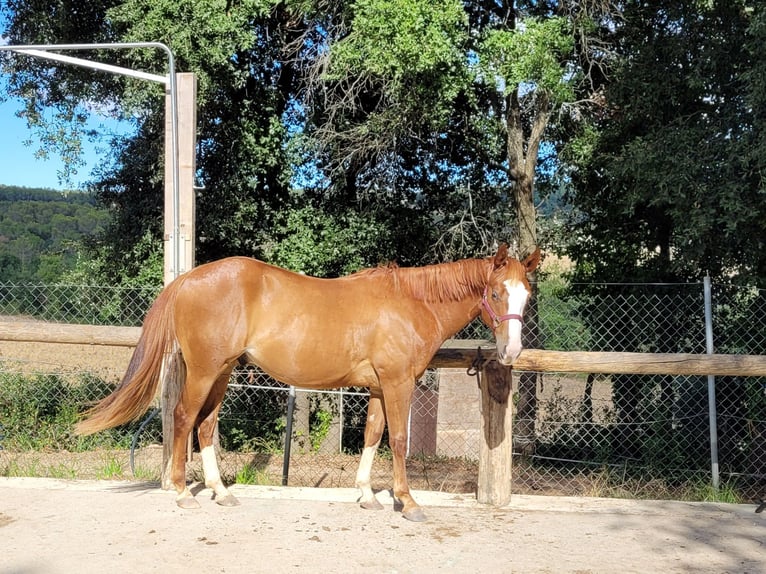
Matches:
[317,0,617,450]
[562,0,764,468]
[1,0,299,275]
[566,1,761,286]
[2,1,620,455]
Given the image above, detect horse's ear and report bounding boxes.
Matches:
[493,243,509,268]
[522,248,541,273]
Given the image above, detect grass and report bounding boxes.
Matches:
[47,463,79,479]
[235,463,276,486]
[96,454,124,479]
[566,465,746,504]
[2,458,41,478]
[132,465,161,481]
[684,480,743,504]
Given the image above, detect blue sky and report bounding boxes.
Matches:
[0,8,95,190]
[0,97,126,191]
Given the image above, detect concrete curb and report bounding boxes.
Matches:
[1,476,759,519]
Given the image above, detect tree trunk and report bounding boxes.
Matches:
[314,394,342,454]
[506,88,550,455]
[291,390,311,453]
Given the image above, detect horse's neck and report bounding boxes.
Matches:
[353,257,490,338]
[430,293,484,340]
[398,259,489,339]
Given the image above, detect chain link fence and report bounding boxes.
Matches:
[1,279,765,502]
[0,282,157,326]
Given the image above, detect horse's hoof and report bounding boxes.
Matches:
[176,495,201,510]
[359,497,384,511]
[402,507,428,522]
[215,494,241,507]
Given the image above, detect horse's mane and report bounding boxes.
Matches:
[353,258,491,302]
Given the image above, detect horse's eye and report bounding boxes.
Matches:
[492,290,499,301]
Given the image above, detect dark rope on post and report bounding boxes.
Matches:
[467,346,488,388]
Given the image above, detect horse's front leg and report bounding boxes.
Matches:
[384,385,427,522]
[356,392,386,510]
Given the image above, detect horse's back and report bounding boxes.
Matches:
[170,256,440,388]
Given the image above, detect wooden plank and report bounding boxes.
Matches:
[0,321,141,347]
[3,321,766,376]
[512,349,766,377]
[432,344,766,377]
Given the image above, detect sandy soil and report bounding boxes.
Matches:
[1,477,765,574]
[0,339,133,381]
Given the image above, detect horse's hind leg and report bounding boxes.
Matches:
[171,367,231,509]
[355,392,385,511]
[171,385,202,508]
[198,371,239,507]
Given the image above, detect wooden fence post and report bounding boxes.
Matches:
[477,360,514,506]
[163,72,197,284]
[160,350,183,490]
[160,71,197,486]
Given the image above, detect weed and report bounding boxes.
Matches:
[47,463,78,479]
[684,480,743,504]
[4,458,41,478]
[310,409,334,451]
[96,455,124,479]
[132,465,161,481]
[235,463,274,485]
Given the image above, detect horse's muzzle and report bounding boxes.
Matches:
[497,341,522,366]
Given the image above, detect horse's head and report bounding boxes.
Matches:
[480,244,541,366]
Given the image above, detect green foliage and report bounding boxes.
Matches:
[106,0,278,103]
[235,462,275,485]
[328,0,467,90]
[309,408,333,452]
[479,17,575,102]
[566,1,764,285]
[263,204,399,276]
[217,381,287,453]
[0,371,137,452]
[328,0,467,80]
[95,454,125,479]
[0,0,603,282]
[688,480,743,504]
[537,260,591,351]
[0,185,109,282]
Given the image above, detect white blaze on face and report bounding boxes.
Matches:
[497,280,529,365]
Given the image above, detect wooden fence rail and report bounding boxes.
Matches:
[4,321,766,376]
[4,320,766,508]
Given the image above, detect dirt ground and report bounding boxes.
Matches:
[1,477,765,574]
[3,330,766,572]
[0,338,133,380]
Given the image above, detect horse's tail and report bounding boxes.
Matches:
[75,280,182,435]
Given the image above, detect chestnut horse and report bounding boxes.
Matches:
[76,244,540,521]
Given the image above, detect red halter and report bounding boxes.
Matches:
[481,286,524,330]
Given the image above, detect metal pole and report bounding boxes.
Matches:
[282,386,296,486]
[704,276,720,490]
[338,388,344,454]
[0,42,181,281]
[6,48,166,83]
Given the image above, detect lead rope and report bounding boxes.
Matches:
[467,346,488,389]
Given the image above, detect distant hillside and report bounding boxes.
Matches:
[0,183,101,201]
[0,184,110,282]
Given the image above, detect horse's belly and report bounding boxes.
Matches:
[241,346,376,390]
